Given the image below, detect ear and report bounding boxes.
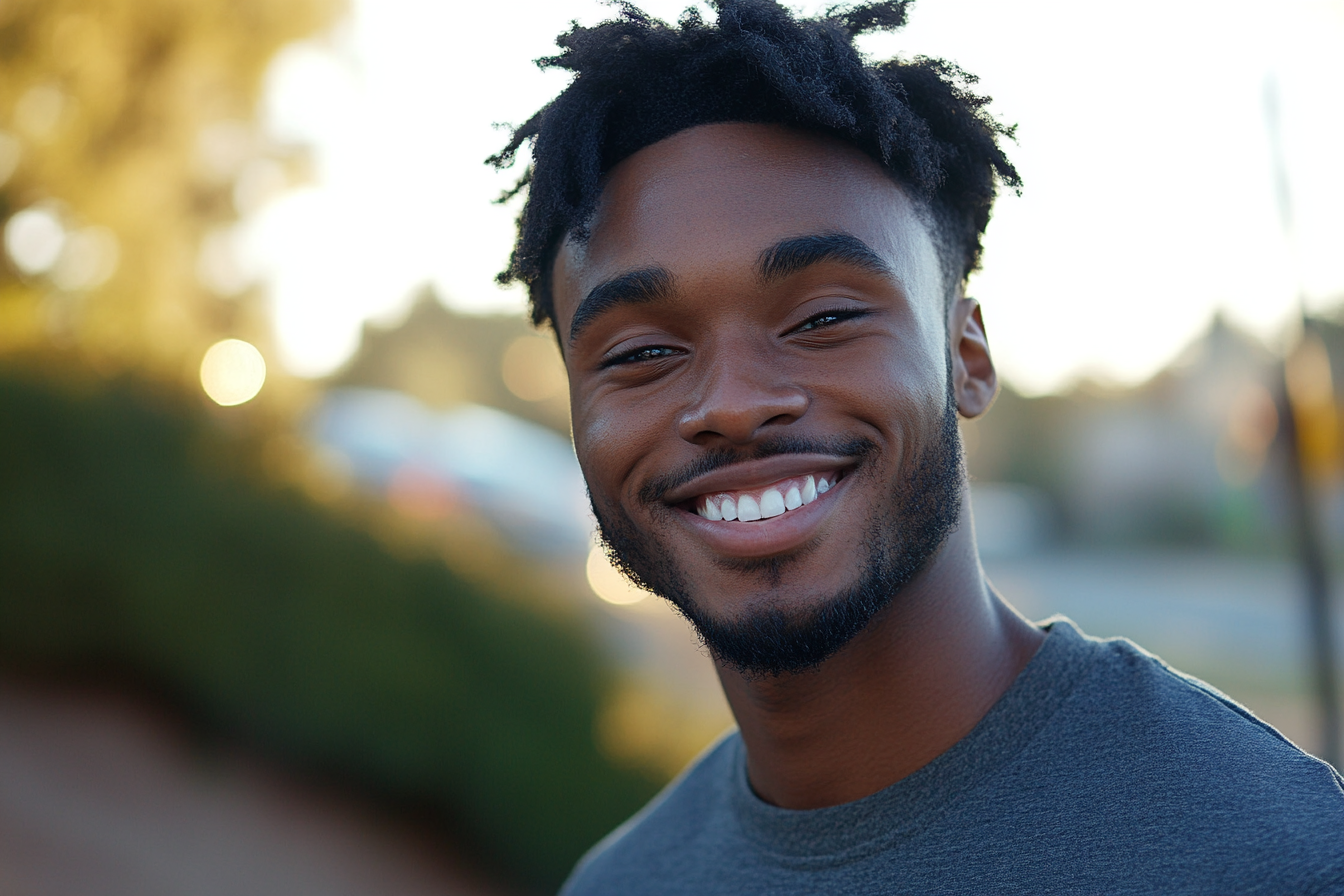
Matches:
[949,297,998,418]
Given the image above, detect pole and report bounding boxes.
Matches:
[1265,76,1340,769]
[1277,353,1341,769]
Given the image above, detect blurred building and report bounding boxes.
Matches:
[968,309,1344,553]
[328,288,570,434]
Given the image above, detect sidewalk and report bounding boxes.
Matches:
[0,679,510,896]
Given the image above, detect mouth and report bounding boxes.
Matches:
[656,453,858,559]
[663,455,855,560]
[688,470,845,522]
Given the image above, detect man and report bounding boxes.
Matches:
[491,2,1344,892]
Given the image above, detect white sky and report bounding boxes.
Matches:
[244,0,1344,395]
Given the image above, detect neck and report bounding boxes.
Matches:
[715,518,1043,810]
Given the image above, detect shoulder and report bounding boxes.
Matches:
[1032,620,1344,889]
[1063,621,1334,778]
[560,731,741,896]
[1049,619,1344,804]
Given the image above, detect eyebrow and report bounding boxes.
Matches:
[566,232,891,346]
[757,232,893,283]
[568,267,675,346]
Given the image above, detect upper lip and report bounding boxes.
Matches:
[660,453,856,506]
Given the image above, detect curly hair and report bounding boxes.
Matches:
[489,0,1020,328]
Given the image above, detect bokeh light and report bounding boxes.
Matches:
[501,334,566,402]
[586,543,647,606]
[4,206,65,276]
[200,339,267,406]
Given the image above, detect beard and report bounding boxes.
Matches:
[589,382,965,679]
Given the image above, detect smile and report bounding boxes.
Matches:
[658,453,858,559]
[694,472,842,522]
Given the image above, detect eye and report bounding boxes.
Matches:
[601,344,680,368]
[792,307,869,333]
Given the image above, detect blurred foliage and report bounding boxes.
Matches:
[0,3,670,888]
[0,0,332,383]
[0,359,661,891]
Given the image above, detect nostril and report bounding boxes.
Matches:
[678,386,810,446]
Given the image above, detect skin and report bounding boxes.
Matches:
[553,122,1044,811]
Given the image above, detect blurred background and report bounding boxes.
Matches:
[0,0,1342,893]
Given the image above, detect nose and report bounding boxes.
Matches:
[676,349,809,446]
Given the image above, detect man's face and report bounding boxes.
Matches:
[553,123,966,674]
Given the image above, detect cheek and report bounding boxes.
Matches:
[878,352,948,423]
[573,392,669,504]
[804,338,948,447]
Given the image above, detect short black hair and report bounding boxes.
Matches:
[490,0,1020,329]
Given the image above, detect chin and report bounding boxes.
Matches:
[593,392,965,677]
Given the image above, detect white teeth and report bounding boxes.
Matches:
[696,473,838,523]
[760,489,786,518]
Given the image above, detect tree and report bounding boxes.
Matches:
[0,0,338,385]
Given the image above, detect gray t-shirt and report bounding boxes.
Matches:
[562,618,1344,895]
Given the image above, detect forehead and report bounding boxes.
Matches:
[552,123,940,328]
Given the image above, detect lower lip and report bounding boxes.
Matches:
[674,475,850,559]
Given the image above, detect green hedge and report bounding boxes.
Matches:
[0,366,660,891]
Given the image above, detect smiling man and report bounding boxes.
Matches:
[490,2,1344,893]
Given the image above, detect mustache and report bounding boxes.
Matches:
[637,434,878,507]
